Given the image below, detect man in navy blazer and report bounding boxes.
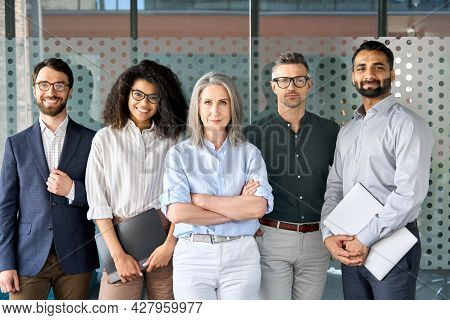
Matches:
[0,58,99,299]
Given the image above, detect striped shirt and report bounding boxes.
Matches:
[39,116,75,202]
[86,119,177,220]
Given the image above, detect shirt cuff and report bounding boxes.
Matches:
[253,186,274,214]
[0,262,16,273]
[357,224,380,247]
[250,175,274,214]
[87,206,113,220]
[159,191,191,216]
[321,226,333,242]
[66,181,75,204]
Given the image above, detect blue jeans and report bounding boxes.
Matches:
[341,223,421,300]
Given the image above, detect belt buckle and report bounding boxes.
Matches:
[214,234,231,243]
[201,234,213,243]
[191,234,212,243]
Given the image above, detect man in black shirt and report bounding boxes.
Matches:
[245,52,339,299]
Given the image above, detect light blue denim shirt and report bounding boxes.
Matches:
[160,138,274,238]
[321,95,434,247]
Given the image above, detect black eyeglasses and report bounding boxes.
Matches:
[272,76,311,89]
[130,89,160,104]
[35,81,70,92]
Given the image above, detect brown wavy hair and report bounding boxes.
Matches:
[103,60,187,139]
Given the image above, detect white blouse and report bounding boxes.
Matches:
[86,120,177,220]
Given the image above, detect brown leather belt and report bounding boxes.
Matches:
[259,218,319,233]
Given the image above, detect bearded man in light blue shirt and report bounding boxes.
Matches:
[321,40,434,300]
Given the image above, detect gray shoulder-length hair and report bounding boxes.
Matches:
[187,72,245,147]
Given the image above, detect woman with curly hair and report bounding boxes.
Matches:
[86,60,187,299]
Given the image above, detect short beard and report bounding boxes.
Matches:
[285,103,302,109]
[283,96,304,109]
[355,77,391,98]
[37,99,67,117]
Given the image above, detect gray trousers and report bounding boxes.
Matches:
[256,224,330,300]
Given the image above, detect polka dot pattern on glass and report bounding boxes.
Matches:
[1,37,447,269]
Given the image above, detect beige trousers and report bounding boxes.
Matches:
[98,211,174,300]
[256,225,330,300]
[98,263,173,300]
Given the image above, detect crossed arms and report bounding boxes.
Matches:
[167,180,267,225]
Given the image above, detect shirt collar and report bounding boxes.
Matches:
[124,119,155,133]
[39,115,69,135]
[275,110,310,129]
[354,94,396,120]
[203,136,229,153]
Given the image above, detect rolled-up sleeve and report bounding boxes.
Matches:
[86,136,113,220]
[247,149,274,214]
[160,147,192,216]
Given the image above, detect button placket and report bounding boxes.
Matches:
[353,122,366,182]
[136,131,146,211]
[216,152,226,197]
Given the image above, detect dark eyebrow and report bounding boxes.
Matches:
[356,62,386,67]
[132,89,158,95]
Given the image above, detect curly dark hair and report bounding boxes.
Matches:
[103,60,187,139]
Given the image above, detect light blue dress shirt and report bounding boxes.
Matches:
[321,95,434,247]
[160,138,274,238]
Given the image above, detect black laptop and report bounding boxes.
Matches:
[95,208,166,283]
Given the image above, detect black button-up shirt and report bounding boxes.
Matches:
[244,111,339,223]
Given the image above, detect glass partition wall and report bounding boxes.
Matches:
[1,0,448,300]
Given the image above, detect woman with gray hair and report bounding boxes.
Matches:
[160,72,274,299]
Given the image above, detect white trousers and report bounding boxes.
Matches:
[173,236,261,300]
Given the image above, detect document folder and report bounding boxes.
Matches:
[95,208,166,283]
[323,183,417,281]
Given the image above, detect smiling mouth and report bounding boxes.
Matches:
[362,81,380,86]
[43,97,62,105]
[135,107,151,114]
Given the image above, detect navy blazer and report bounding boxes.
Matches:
[0,118,99,276]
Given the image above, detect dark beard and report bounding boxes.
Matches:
[355,77,391,98]
[36,99,67,117]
